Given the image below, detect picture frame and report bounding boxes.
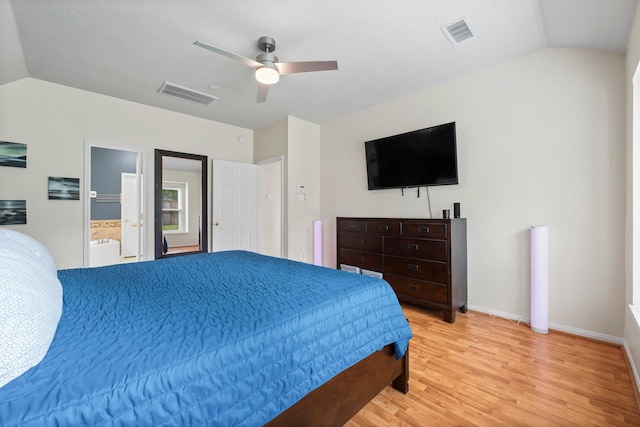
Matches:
[0,200,27,225]
[0,141,27,168]
[48,177,80,200]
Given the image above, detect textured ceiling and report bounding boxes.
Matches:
[1,0,637,130]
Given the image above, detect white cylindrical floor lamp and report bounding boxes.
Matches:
[313,220,322,266]
[531,226,549,334]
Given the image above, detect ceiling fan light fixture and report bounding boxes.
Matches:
[255,66,279,85]
[194,36,337,103]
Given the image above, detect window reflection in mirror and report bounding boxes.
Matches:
[162,184,185,232]
[154,150,208,259]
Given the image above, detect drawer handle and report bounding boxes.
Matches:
[348,224,357,229]
[359,239,364,245]
[379,225,389,231]
[418,226,430,233]
[408,244,419,250]
[356,256,364,261]
[408,284,419,291]
[408,264,419,271]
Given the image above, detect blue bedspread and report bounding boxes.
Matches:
[0,251,412,426]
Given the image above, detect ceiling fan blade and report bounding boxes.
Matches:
[257,82,270,103]
[275,60,338,75]
[193,41,262,69]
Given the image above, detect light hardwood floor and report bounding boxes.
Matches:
[346,304,640,426]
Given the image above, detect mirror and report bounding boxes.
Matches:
[154,149,208,259]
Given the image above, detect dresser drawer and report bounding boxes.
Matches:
[339,233,382,252]
[385,273,448,305]
[384,255,448,284]
[402,221,447,239]
[366,220,401,235]
[338,219,366,233]
[384,236,447,261]
[339,249,383,272]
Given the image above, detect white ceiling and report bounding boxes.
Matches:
[1,0,637,130]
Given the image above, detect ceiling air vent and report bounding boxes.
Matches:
[441,18,474,46]
[157,82,217,105]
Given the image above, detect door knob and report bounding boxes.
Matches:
[215,222,219,226]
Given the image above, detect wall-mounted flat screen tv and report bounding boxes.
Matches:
[365,121,458,190]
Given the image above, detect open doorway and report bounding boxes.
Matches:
[258,156,283,258]
[84,140,146,267]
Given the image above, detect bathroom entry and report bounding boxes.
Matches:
[121,173,143,257]
[85,141,145,267]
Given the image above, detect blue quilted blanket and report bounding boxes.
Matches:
[0,251,412,426]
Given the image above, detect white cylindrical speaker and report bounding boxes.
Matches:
[313,220,322,266]
[531,226,549,334]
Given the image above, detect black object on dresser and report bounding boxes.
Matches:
[337,217,467,323]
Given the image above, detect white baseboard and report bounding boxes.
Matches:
[623,340,640,398]
[468,304,624,345]
[468,304,527,323]
[625,305,640,399]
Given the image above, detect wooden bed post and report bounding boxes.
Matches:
[392,345,409,394]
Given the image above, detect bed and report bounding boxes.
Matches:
[0,231,412,426]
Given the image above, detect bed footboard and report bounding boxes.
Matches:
[267,343,409,426]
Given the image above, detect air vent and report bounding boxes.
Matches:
[157,82,217,105]
[441,18,474,45]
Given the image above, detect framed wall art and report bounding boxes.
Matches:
[0,141,27,168]
[0,200,27,225]
[48,177,80,200]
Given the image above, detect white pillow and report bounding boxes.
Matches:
[0,229,63,388]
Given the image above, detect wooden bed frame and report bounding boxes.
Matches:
[268,344,409,426]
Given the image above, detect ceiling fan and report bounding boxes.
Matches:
[194,36,338,103]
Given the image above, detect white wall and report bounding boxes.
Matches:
[0,78,253,269]
[320,47,625,337]
[258,160,282,257]
[624,4,640,385]
[253,116,320,263]
[254,118,289,257]
[287,117,320,263]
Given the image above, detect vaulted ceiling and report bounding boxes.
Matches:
[1,0,637,130]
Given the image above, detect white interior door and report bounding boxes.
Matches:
[211,159,258,252]
[121,171,142,258]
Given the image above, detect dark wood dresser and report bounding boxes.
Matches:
[337,217,467,323]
